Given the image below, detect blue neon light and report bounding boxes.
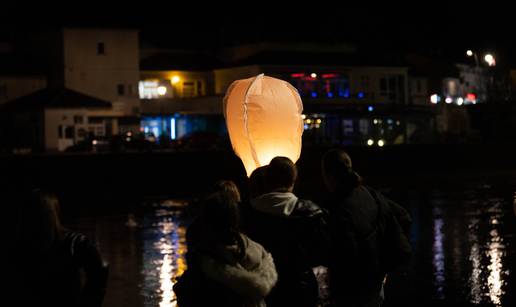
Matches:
[170,118,176,140]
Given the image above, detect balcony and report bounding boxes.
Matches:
[140,96,224,115]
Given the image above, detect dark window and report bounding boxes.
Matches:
[398,76,405,103]
[417,80,422,92]
[74,115,83,124]
[97,42,105,55]
[197,81,203,96]
[380,78,387,91]
[78,128,87,138]
[65,126,75,139]
[58,125,63,138]
[389,78,396,91]
[88,117,104,124]
[117,84,125,96]
[0,84,6,98]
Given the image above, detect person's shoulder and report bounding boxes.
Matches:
[63,229,99,256]
[63,229,89,246]
[293,199,327,219]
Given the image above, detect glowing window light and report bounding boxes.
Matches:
[316,118,322,124]
[157,86,167,96]
[367,139,374,146]
[139,81,160,99]
[430,94,440,104]
[152,127,159,138]
[321,74,337,79]
[484,54,496,67]
[171,76,181,84]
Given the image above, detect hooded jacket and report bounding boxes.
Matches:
[247,192,330,307]
[176,233,277,307]
[200,234,277,307]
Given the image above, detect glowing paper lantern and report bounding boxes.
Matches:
[223,74,304,176]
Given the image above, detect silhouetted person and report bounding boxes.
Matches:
[246,157,330,307]
[513,192,516,218]
[321,149,411,307]
[186,180,242,261]
[12,189,108,307]
[211,180,242,203]
[175,192,277,307]
[249,166,269,200]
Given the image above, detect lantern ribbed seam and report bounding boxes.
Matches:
[243,73,264,169]
[285,82,304,162]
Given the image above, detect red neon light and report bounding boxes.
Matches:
[291,73,305,78]
[322,74,337,79]
[467,93,477,100]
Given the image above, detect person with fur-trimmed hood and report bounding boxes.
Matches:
[175,191,277,307]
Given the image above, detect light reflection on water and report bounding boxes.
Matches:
[487,229,504,306]
[468,217,482,304]
[141,202,187,307]
[72,186,514,307]
[433,195,511,306]
[432,207,445,299]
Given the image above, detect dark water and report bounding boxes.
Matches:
[70,183,516,307]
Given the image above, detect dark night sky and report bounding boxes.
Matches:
[1,5,515,65]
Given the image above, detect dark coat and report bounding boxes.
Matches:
[11,230,108,307]
[245,192,331,307]
[324,185,411,307]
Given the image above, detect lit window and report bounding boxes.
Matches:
[139,81,161,99]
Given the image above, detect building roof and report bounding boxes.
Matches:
[0,87,112,111]
[217,42,406,68]
[140,51,223,71]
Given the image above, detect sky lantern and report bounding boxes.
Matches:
[223,74,304,176]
